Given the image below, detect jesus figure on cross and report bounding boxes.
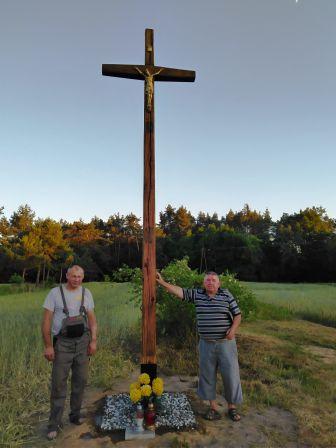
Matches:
[102,29,195,380]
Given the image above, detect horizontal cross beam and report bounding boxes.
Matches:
[102,64,195,83]
[102,28,195,376]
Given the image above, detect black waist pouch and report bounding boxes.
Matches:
[60,315,86,338]
[59,285,88,338]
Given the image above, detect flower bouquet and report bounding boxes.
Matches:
[129,373,164,412]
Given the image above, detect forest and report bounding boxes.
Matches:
[1,203,335,283]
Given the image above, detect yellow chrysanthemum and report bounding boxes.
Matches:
[138,373,150,385]
[140,384,152,397]
[152,377,164,396]
[130,382,141,391]
[152,377,163,387]
[130,387,142,403]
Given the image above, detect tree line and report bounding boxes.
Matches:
[0,203,335,283]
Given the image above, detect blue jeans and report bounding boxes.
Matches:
[198,338,243,404]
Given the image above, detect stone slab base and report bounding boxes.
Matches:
[125,427,155,440]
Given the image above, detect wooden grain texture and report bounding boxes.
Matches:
[142,28,156,365]
[102,28,195,370]
[102,64,195,82]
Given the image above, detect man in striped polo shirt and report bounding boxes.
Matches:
[156,271,243,421]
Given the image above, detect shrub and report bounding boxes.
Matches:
[219,271,258,319]
[157,258,198,339]
[156,258,257,339]
[9,273,24,284]
[111,264,141,283]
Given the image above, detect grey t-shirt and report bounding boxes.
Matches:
[43,285,94,336]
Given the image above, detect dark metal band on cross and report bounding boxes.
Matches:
[102,29,195,380]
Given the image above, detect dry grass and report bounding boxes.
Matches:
[159,319,336,448]
[241,322,336,447]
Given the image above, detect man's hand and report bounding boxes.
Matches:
[226,314,242,340]
[87,309,97,355]
[44,346,55,362]
[226,314,241,340]
[88,341,97,356]
[226,328,236,340]
[42,309,54,360]
[156,271,183,299]
[156,272,164,284]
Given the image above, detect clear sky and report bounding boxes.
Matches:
[1,0,335,222]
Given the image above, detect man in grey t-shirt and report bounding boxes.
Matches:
[44,283,95,336]
[41,265,97,440]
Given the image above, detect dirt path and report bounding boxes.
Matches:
[32,373,301,448]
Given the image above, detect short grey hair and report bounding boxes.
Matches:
[67,265,84,275]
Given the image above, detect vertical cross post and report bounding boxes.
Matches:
[141,29,157,379]
[102,29,195,381]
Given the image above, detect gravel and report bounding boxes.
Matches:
[100,392,197,431]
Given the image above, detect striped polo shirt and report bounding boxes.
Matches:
[182,288,241,340]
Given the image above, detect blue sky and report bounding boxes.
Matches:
[1,0,335,222]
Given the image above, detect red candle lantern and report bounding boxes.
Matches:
[144,402,156,430]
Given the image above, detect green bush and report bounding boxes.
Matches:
[111,264,142,283]
[157,259,198,339]
[156,258,257,339]
[9,273,24,284]
[218,271,258,319]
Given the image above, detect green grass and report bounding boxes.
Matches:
[0,282,140,447]
[1,281,336,447]
[0,283,37,296]
[243,282,336,327]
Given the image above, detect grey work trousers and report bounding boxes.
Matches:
[48,332,90,431]
[198,338,243,404]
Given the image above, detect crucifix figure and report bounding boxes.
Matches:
[102,29,195,380]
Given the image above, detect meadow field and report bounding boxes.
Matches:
[0,282,336,447]
[0,283,140,447]
[244,282,336,327]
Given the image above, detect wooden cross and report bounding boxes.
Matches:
[102,29,195,379]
